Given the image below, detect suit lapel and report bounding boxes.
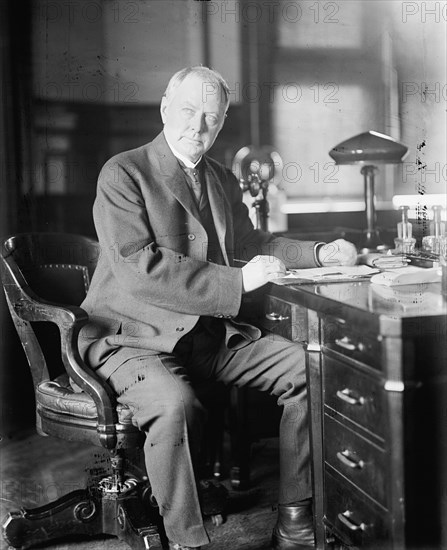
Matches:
[152,132,230,265]
[152,133,201,221]
[203,158,229,265]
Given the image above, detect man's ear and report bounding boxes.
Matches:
[160,96,168,123]
[218,110,228,132]
[218,115,226,132]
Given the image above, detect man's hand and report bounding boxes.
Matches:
[317,239,357,267]
[241,255,287,293]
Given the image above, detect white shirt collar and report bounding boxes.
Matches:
[164,131,202,168]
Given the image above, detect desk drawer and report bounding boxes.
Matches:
[324,415,386,506]
[323,355,385,439]
[322,317,382,369]
[259,295,307,342]
[325,469,390,549]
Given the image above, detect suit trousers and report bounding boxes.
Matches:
[105,319,311,547]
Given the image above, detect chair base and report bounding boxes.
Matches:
[2,481,163,550]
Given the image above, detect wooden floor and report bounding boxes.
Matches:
[0,431,280,550]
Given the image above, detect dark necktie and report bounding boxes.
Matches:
[182,166,202,205]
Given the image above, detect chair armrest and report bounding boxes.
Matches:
[13,290,119,449]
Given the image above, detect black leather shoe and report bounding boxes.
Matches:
[271,503,316,549]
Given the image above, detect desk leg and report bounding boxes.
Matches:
[306,310,326,550]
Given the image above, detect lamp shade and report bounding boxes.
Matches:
[329,131,408,165]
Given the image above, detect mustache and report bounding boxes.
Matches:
[182,136,202,143]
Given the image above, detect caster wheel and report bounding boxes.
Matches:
[200,478,227,526]
[211,514,224,526]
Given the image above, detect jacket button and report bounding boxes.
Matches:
[176,327,184,332]
[187,234,195,240]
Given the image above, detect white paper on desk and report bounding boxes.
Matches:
[370,266,441,286]
[358,253,408,269]
[283,265,379,281]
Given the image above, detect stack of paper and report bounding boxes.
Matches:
[358,253,409,269]
[276,265,379,285]
[370,266,441,286]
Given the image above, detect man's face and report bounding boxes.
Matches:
[160,74,227,163]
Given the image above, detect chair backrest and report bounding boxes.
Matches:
[0,232,100,384]
[3,232,100,303]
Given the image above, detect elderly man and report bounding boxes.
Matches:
[80,66,357,550]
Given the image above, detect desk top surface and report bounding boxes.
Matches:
[268,281,447,335]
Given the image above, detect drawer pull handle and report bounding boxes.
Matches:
[334,336,357,351]
[336,450,365,469]
[337,510,367,532]
[336,388,365,406]
[266,312,290,322]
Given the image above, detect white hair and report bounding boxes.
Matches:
[163,66,231,111]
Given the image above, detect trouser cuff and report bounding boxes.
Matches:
[165,523,210,548]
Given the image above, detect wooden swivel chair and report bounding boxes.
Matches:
[0,233,226,550]
[0,232,162,549]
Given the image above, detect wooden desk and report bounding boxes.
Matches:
[244,280,447,549]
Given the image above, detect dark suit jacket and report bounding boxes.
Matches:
[79,132,320,379]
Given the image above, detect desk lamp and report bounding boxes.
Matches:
[329,131,408,253]
[232,145,283,232]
